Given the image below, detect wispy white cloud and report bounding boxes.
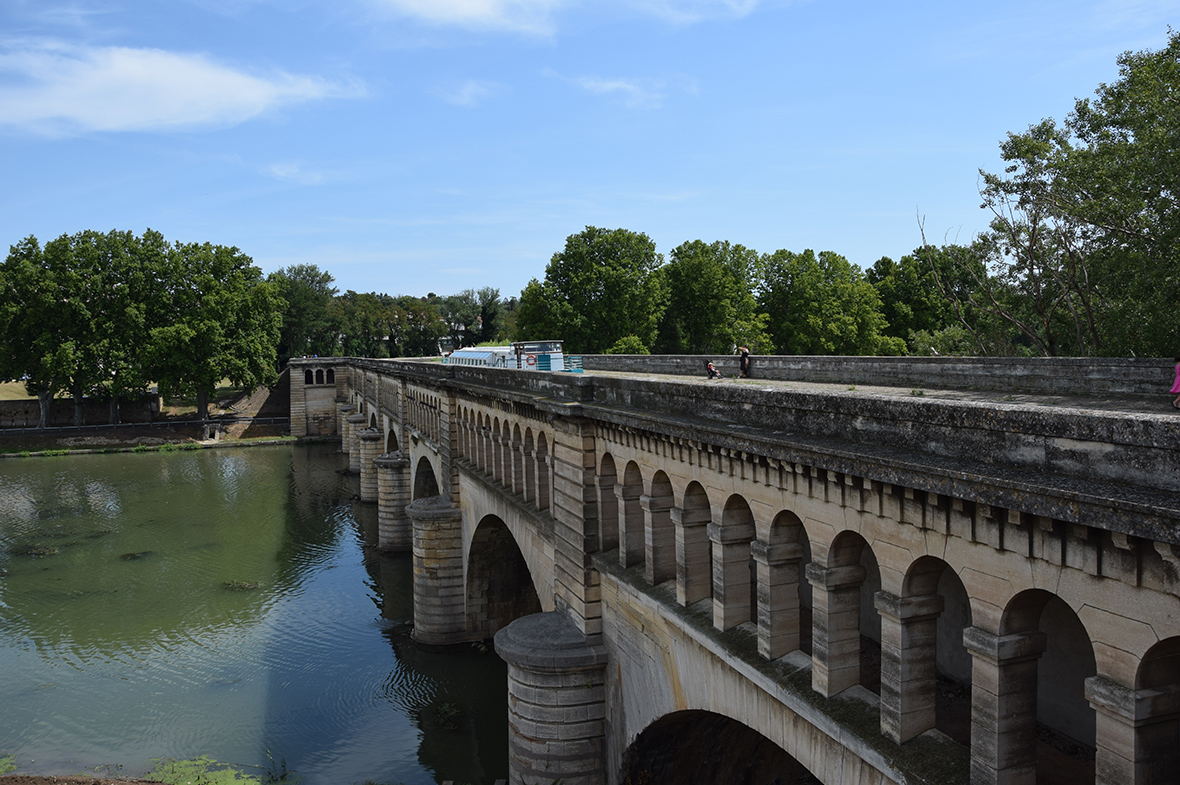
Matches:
[545,67,694,108]
[370,0,565,34]
[0,41,362,135]
[369,0,770,33]
[432,79,504,107]
[265,161,327,185]
[623,0,766,24]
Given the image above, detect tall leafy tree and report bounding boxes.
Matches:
[145,241,282,419]
[269,264,338,363]
[516,226,667,354]
[758,249,904,356]
[655,240,770,355]
[972,30,1180,356]
[0,236,70,427]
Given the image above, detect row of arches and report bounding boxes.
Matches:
[600,452,1180,784]
[302,367,336,386]
[457,408,552,512]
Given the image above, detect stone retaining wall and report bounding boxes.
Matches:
[0,394,160,428]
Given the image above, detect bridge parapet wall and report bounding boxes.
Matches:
[343,357,1180,540]
[583,354,1175,396]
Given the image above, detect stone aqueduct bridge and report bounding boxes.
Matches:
[289,356,1180,785]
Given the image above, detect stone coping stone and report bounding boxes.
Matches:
[405,494,461,520]
[495,611,608,672]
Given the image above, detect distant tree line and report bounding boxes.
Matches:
[266,267,517,364]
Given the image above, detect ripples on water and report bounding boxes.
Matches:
[0,444,508,784]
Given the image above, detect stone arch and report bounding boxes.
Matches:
[523,428,536,504]
[644,471,675,585]
[620,710,813,785]
[465,514,542,640]
[475,412,488,471]
[315,368,324,385]
[809,529,881,697]
[878,555,972,744]
[304,369,314,385]
[753,509,810,660]
[676,481,712,607]
[618,461,645,569]
[1106,636,1180,783]
[598,454,619,553]
[491,419,504,483]
[511,423,524,495]
[385,424,400,454]
[326,368,334,384]
[412,455,440,500]
[712,494,756,631]
[534,432,550,511]
[994,588,1097,782]
[369,412,377,429]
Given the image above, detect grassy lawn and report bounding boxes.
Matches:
[0,382,32,401]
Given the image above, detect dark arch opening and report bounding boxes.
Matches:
[621,710,817,784]
[326,368,334,384]
[413,456,440,500]
[465,516,542,640]
[304,369,314,385]
[1000,589,1097,783]
[315,369,324,385]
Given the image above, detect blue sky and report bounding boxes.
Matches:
[1,1,1175,299]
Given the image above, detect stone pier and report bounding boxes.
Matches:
[358,428,383,502]
[375,451,412,551]
[408,495,467,646]
[494,612,608,785]
[346,412,367,473]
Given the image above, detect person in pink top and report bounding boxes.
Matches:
[1172,355,1180,410]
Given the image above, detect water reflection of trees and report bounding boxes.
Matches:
[0,448,301,653]
[359,519,509,785]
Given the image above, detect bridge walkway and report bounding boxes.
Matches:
[581,368,1177,417]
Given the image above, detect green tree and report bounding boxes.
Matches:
[0,236,70,427]
[269,264,338,363]
[0,230,167,426]
[758,249,903,355]
[145,242,282,419]
[655,240,770,354]
[972,29,1180,356]
[516,226,667,354]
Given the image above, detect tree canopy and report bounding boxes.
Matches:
[654,240,770,355]
[0,230,282,425]
[516,226,667,354]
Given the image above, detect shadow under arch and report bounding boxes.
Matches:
[814,529,881,696]
[465,515,542,641]
[385,426,399,454]
[999,588,1097,781]
[413,455,439,500]
[621,710,818,784]
[896,554,972,744]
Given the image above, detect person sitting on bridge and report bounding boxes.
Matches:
[706,360,723,380]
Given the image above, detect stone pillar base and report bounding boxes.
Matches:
[358,428,383,502]
[375,451,411,551]
[409,496,468,646]
[495,612,608,785]
[345,413,367,473]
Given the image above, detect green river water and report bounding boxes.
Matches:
[0,442,508,784]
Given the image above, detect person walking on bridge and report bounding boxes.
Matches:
[1171,354,1180,409]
